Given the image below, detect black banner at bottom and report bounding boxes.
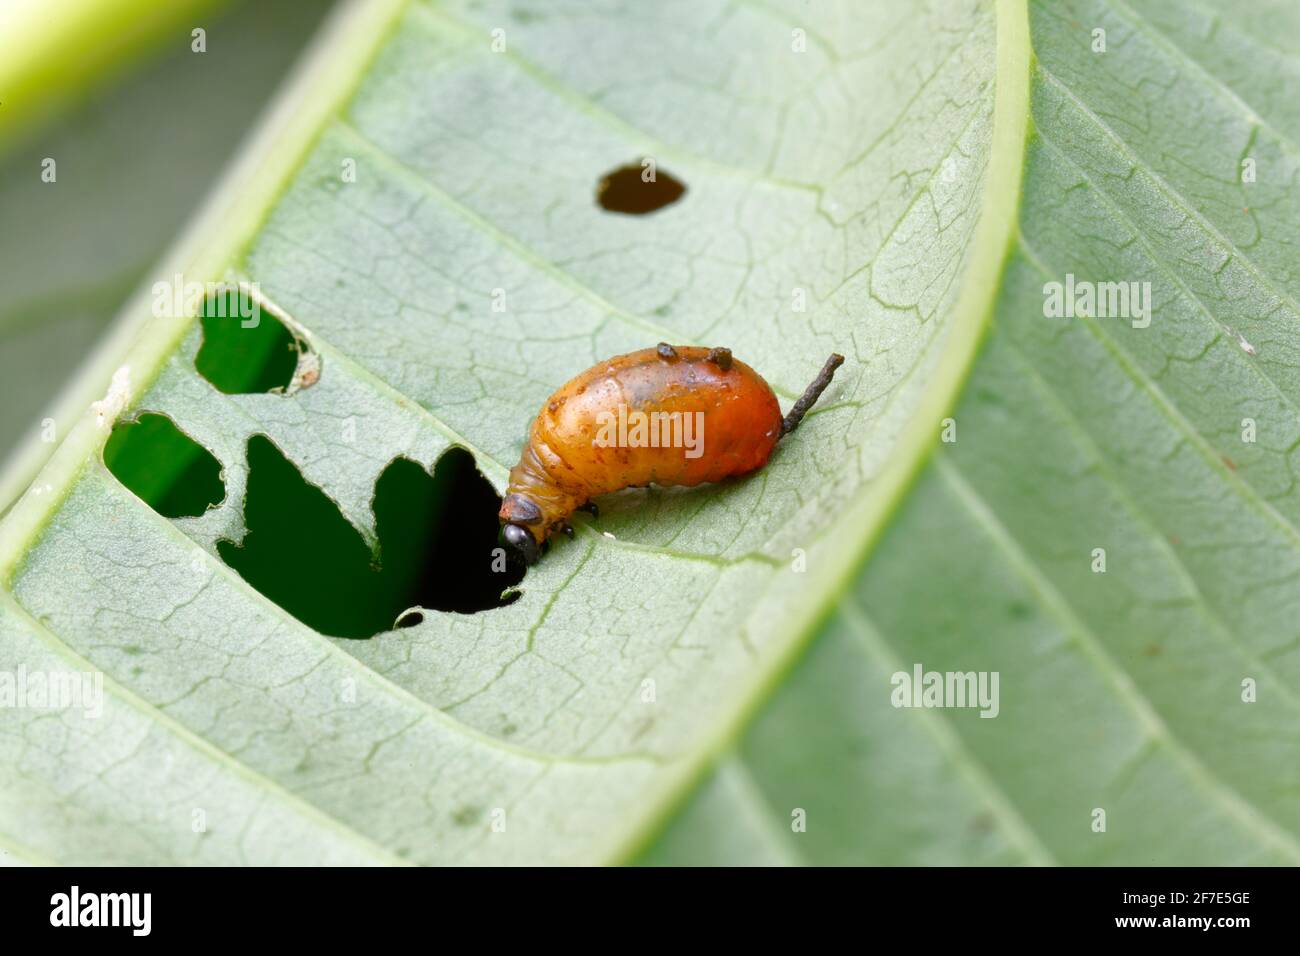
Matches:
[0,866,1289,941]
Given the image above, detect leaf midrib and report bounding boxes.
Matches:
[631,0,1300,865]
[605,0,1035,864]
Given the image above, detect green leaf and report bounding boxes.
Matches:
[2,0,1294,865]
[644,0,1300,865]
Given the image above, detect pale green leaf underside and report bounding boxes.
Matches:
[1,0,998,864]
[647,0,1300,865]
[2,0,1295,865]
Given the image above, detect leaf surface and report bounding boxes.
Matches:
[644,0,1300,865]
[4,0,1293,865]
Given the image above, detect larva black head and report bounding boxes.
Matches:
[502,522,540,566]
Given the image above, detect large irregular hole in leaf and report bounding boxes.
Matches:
[596,162,686,214]
[217,436,522,638]
[194,288,304,394]
[103,412,226,518]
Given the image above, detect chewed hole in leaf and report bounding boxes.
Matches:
[195,289,304,394]
[217,437,522,639]
[103,412,226,518]
[596,163,686,215]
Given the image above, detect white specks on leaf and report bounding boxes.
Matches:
[91,365,131,428]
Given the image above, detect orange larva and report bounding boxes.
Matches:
[499,344,844,564]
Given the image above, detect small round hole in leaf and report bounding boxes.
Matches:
[596,163,686,215]
[195,289,302,394]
